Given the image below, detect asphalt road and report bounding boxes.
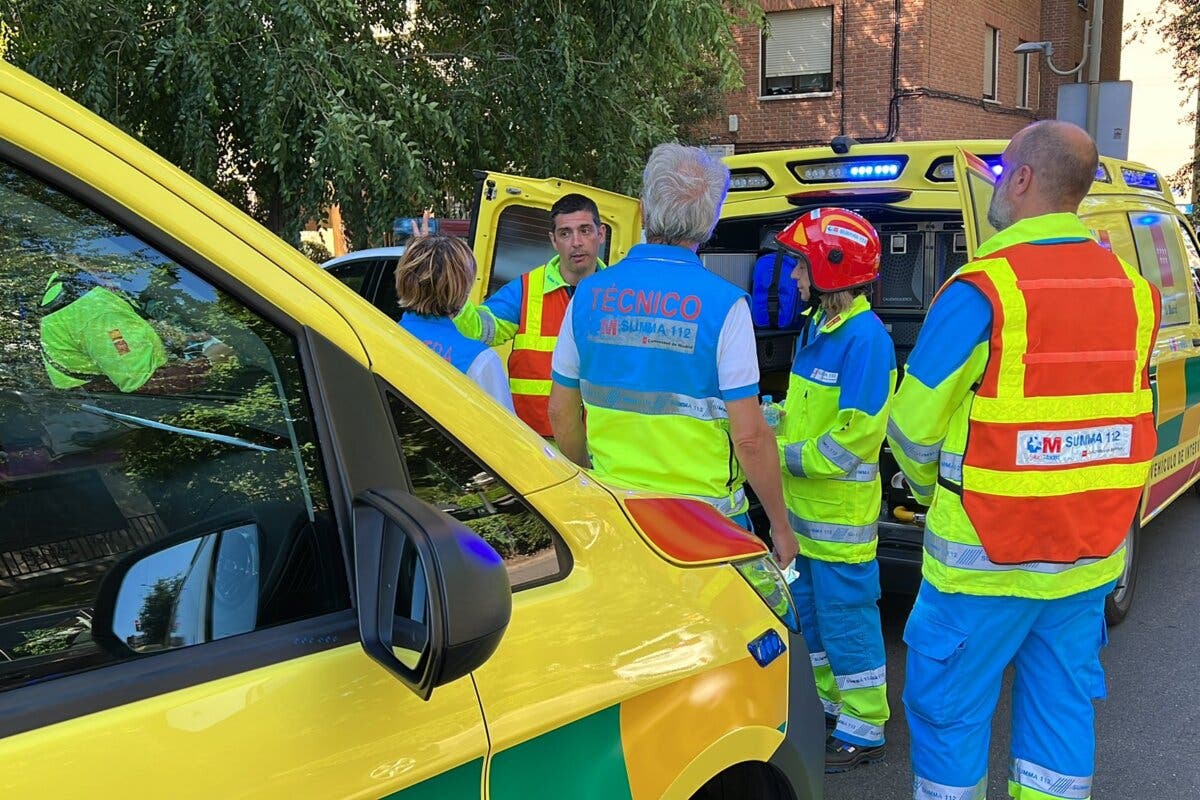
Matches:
[824,490,1200,800]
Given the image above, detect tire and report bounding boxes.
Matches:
[1104,519,1141,626]
[691,762,794,800]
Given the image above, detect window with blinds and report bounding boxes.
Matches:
[761,7,834,97]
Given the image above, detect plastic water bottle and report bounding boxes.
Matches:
[761,395,782,432]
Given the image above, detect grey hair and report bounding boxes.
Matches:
[641,143,731,246]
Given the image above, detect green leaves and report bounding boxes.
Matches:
[3,0,757,247]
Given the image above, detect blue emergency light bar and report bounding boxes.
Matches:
[1122,168,1161,191]
[792,157,908,184]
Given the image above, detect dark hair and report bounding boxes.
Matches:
[549,193,601,231]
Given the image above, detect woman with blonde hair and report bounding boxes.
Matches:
[395,235,514,412]
[772,207,896,772]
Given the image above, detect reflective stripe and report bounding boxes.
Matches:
[820,698,841,717]
[834,665,886,691]
[963,462,1147,497]
[833,462,879,482]
[925,529,1108,574]
[939,452,963,483]
[1010,758,1092,800]
[833,714,884,745]
[970,390,1152,423]
[1121,257,1157,392]
[888,419,943,464]
[785,442,807,478]
[809,650,830,668]
[694,487,747,516]
[789,512,877,544]
[525,267,544,334]
[478,309,497,345]
[817,433,862,472]
[512,333,557,352]
[909,478,935,496]
[580,381,728,421]
[510,378,553,396]
[913,775,988,800]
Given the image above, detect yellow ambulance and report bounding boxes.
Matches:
[0,63,826,798]
[708,139,1200,624]
[364,140,1198,628]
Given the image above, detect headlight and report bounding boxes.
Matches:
[734,556,800,633]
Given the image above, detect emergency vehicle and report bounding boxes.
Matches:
[462,140,1200,626]
[0,62,825,799]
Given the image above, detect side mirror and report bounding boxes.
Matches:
[93,519,263,655]
[353,488,511,700]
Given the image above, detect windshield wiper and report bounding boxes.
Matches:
[80,403,277,453]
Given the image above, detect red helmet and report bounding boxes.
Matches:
[774,208,881,293]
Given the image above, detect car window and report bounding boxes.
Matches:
[1129,212,1193,328]
[385,393,568,590]
[372,258,402,320]
[489,205,611,296]
[0,159,348,691]
[1171,218,1200,320]
[327,258,376,298]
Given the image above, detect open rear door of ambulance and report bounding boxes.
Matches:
[953,149,1001,260]
[468,172,641,306]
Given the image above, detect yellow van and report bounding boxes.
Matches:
[440,140,1200,627]
[710,139,1200,624]
[0,63,826,798]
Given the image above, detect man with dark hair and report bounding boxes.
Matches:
[889,120,1160,800]
[455,192,606,436]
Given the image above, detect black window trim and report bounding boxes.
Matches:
[0,140,378,731]
[378,379,575,593]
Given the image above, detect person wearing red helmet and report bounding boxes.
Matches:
[773,207,897,772]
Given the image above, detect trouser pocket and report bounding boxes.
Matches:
[902,601,970,726]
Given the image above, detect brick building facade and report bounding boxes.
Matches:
[704,0,1124,153]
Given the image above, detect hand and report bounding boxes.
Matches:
[769,524,798,569]
[414,209,435,238]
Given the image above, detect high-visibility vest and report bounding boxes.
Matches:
[938,240,1159,570]
[509,265,569,436]
[569,243,750,515]
[780,295,896,563]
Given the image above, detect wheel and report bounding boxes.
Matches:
[1104,519,1141,626]
[691,762,794,800]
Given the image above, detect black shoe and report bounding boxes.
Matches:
[824,737,886,773]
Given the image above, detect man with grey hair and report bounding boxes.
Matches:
[548,143,798,568]
[889,120,1160,798]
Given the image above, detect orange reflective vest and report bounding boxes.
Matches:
[509,266,569,436]
[947,239,1160,564]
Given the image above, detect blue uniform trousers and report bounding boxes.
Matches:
[788,555,889,747]
[904,579,1114,800]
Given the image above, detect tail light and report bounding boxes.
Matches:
[624,497,800,633]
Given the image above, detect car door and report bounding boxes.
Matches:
[1118,206,1200,518]
[952,148,1000,259]
[0,64,489,799]
[469,172,642,305]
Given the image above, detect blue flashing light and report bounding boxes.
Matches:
[1122,168,1160,191]
[799,159,903,183]
[458,531,504,566]
[747,629,787,668]
[991,164,1004,176]
[1135,214,1163,227]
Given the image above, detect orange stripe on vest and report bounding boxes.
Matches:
[954,240,1160,564]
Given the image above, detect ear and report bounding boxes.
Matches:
[1011,164,1034,197]
[596,220,607,241]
